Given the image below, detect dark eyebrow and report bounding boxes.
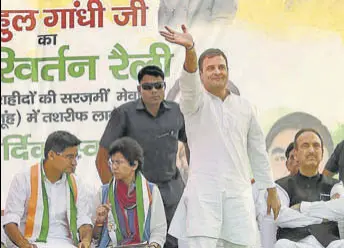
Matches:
[65,153,78,157]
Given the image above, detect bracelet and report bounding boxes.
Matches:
[186,41,194,50]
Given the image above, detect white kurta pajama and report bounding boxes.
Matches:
[3,167,92,248]
[169,70,275,247]
[260,183,344,248]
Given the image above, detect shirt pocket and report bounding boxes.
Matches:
[156,129,178,140]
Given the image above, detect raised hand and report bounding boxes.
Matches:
[159,25,194,49]
[95,203,111,225]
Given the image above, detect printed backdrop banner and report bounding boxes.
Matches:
[1,0,344,208]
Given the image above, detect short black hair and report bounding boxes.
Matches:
[137,65,164,83]
[266,112,333,154]
[108,137,144,171]
[294,128,324,152]
[285,142,294,159]
[44,131,81,159]
[198,48,228,72]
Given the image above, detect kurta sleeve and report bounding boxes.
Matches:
[90,187,103,225]
[273,185,322,228]
[75,178,93,229]
[179,69,204,116]
[247,110,275,190]
[149,185,167,248]
[300,199,344,221]
[300,182,344,221]
[3,171,30,227]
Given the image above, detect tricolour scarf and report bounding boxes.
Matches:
[24,162,78,245]
[99,172,152,247]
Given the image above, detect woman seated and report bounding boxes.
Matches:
[92,137,166,248]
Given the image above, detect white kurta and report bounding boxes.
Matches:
[169,70,275,246]
[3,167,92,248]
[259,182,344,247]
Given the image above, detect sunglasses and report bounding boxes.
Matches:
[141,82,165,90]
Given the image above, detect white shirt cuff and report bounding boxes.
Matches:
[255,181,276,191]
[2,213,21,227]
[181,67,198,76]
[77,216,93,230]
[150,239,164,248]
[180,68,199,85]
[300,201,312,214]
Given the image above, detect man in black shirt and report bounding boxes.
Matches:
[323,140,344,182]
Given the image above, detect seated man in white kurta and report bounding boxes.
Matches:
[3,131,93,248]
[259,181,344,248]
[260,129,344,248]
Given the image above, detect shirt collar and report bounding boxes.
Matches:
[41,160,67,184]
[296,171,321,180]
[136,98,171,111]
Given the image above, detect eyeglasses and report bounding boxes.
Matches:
[108,158,127,167]
[141,82,165,90]
[57,153,82,162]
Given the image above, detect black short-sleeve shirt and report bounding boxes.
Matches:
[325,140,344,182]
[100,99,187,183]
